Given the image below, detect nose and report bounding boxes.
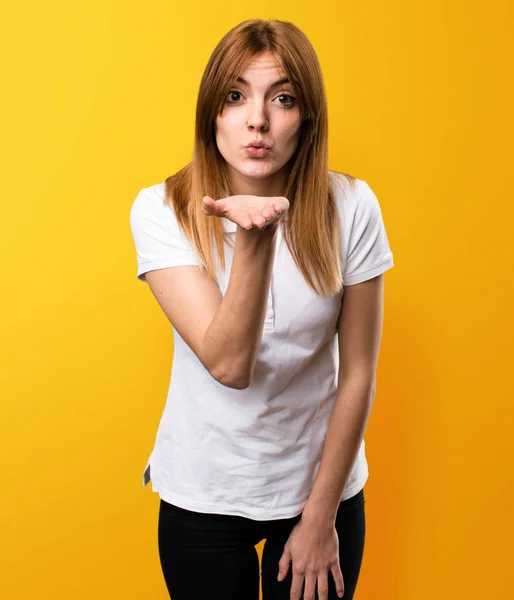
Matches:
[245,102,269,131]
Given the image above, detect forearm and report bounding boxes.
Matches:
[302,376,375,524]
[203,223,278,388]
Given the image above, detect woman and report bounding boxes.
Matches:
[130,17,394,600]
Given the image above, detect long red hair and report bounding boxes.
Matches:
[164,18,356,296]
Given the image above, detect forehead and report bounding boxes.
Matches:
[236,52,287,83]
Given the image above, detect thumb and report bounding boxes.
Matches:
[277,547,291,581]
[201,196,216,215]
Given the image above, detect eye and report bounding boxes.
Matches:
[226,91,243,103]
[276,94,296,107]
[225,90,297,108]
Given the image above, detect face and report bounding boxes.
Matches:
[215,51,303,191]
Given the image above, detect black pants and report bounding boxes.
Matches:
[158,488,366,599]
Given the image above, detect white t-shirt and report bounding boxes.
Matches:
[129,170,394,520]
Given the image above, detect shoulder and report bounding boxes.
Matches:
[129,181,180,227]
[328,170,376,217]
[130,181,167,214]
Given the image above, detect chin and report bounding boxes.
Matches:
[226,161,269,177]
[242,157,282,174]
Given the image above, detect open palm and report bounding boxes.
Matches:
[202,194,289,230]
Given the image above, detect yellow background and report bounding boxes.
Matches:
[1,1,513,598]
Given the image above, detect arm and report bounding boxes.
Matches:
[301,273,385,525]
[202,223,278,388]
[145,222,278,389]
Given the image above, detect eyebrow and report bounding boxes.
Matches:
[235,76,291,91]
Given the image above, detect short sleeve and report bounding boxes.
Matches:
[129,184,202,282]
[343,181,394,286]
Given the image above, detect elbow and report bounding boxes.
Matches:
[209,365,251,390]
[223,377,251,390]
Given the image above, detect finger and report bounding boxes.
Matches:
[303,571,317,600]
[262,206,275,219]
[202,196,215,215]
[317,571,329,600]
[274,197,289,212]
[290,571,304,600]
[239,216,254,230]
[252,213,267,228]
[277,550,291,581]
[331,564,345,598]
[202,196,227,217]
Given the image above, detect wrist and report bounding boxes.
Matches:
[237,220,279,240]
[301,501,337,527]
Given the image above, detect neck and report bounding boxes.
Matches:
[227,164,288,197]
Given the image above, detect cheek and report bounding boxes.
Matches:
[280,125,301,149]
[214,120,237,158]
[216,116,237,142]
[276,117,302,141]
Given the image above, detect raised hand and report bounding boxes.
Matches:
[201,194,290,231]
